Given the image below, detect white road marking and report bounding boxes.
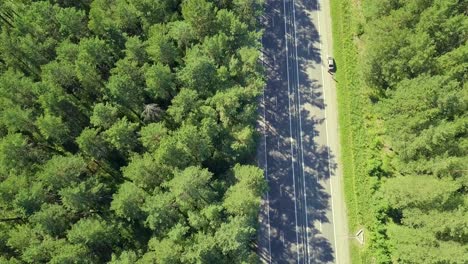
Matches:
[291,0,311,262]
[316,0,340,262]
[261,36,272,264]
[283,0,301,262]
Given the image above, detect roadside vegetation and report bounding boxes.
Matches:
[331,0,467,263]
[0,0,266,263]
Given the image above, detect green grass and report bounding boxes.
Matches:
[330,0,383,262]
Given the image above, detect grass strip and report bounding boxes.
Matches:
[330,0,382,262]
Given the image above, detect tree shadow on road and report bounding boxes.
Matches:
[257,0,338,262]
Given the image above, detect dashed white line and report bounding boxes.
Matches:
[261,36,272,264]
[263,98,272,264]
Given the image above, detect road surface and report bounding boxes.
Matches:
[257,0,351,263]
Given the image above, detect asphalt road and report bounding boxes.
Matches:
[257,0,351,263]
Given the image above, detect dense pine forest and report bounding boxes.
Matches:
[334,0,467,262]
[0,0,266,263]
[368,0,468,261]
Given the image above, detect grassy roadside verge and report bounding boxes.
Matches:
[330,0,384,263]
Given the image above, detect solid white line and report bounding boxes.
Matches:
[316,0,340,263]
[291,0,311,263]
[283,0,300,262]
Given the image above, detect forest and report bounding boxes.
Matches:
[333,0,467,262]
[0,0,266,263]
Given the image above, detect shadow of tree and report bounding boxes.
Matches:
[258,0,338,263]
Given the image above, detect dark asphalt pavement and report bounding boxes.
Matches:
[257,0,350,263]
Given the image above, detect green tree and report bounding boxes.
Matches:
[209,86,257,128]
[143,191,182,235]
[165,166,216,212]
[167,89,201,124]
[76,127,110,160]
[123,153,168,190]
[59,178,107,213]
[215,215,256,261]
[67,217,118,259]
[36,114,70,144]
[131,0,178,29]
[0,70,37,110]
[125,36,148,65]
[0,133,36,175]
[55,39,79,62]
[7,224,38,253]
[30,204,71,237]
[55,6,88,40]
[145,63,176,101]
[21,236,66,264]
[106,58,145,118]
[183,232,223,263]
[181,0,217,39]
[380,75,466,173]
[49,242,94,264]
[223,164,266,218]
[167,21,195,49]
[109,250,140,264]
[146,25,178,66]
[187,204,223,231]
[0,2,60,74]
[11,181,47,217]
[75,37,113,91]
[177,49,218,97]
[200,33,230,66]
[111,182,147,222]
[90,102,120,129]
[139,122,169,152]
[41,60,82,101]
[37,155,87,190]
[88,0,140,36]
[381,175,460,211]
[103,117,139,155]
[231,0,263,28]
[230,125,256,162]
[0,105,36,135]
[216,9,253,49]
[387,223,467,264]
[155,124,213,169]
[143,234,184,264]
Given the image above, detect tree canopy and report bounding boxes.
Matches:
[0,0,265,262]
[354,0,468,262]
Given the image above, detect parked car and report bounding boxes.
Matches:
[327,56,335,72]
